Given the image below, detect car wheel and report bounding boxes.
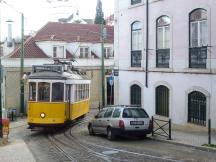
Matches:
[88,124,94,135]
[107,128,115,140]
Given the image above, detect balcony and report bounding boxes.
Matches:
[189,47,207,69]
[156,49,170,68]
[131,50,142,67]
[131,0,142,5]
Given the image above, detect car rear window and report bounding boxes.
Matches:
[122,108,149,118]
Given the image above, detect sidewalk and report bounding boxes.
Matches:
[151,123,216,150]
[0,117,36,162]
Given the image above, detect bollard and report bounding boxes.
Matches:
[11,111,14,121]
[152,116,154,136]
[168,119,172,140]
[208,119,211,145]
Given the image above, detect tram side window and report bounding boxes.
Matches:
[38,82,50,102]
[52,83,64,102]
[74,84,90,102]
[29,82,36,101]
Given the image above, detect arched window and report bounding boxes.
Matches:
[156,85,169,117]
[131,21,142,67]
[130,84,141,106]
[189,9,208,68]
[188,91,206,126]
[156,16,171,68]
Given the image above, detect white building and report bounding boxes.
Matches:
[114,0,216,128]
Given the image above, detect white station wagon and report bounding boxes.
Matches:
[88,105,153,140]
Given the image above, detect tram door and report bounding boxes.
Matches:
[65,84,71,120]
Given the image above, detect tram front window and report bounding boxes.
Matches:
[52,83,64,102]
[38,82,50,102]
[29,82,36,101]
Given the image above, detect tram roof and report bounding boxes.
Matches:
[28,71,89,81]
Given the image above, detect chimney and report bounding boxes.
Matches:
[6,19,13,47]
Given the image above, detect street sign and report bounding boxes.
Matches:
[108,75,114,86]
[114,69,119,76]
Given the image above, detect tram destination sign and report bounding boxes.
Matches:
[33,65,63,73]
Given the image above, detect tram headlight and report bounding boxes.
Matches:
[40,112,46,118]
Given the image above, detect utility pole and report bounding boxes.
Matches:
[101,23,105,107]
[20,13,24,114]
[0,0,3,138]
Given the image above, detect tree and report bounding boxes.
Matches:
[94,0,106,24]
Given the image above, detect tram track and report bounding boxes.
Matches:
[48,115,183,162]
[48,134,78,162]
[48,117,118,162]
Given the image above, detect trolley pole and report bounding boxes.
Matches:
[100,23,105,107]
[20,13,24,114]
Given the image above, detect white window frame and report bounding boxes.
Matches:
[157,25,170,49]
[104,47,113,59]
[53,45,65,58]
[190,20,208,48]
[80,47,89,58]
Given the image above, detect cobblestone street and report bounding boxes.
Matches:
[4,109,216,162]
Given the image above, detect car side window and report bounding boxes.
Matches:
[104,108,114,118]
[112,108,121,118]
[97,110,106,118]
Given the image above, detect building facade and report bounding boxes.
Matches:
[2,22,114,112]
[114,0,216,128]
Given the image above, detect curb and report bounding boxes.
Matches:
[150,137,216,153]
[0,138,9,146]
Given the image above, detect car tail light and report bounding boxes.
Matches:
[119,120,125,129]
[148,119,153,130]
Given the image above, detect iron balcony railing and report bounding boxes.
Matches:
[131,0,142,5]
[189,46,207,69]
[131,50,142,67]
[156,49,170,68]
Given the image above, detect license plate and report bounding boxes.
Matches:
[130,121,144,125]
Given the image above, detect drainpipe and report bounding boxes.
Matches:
[145,0,149,88]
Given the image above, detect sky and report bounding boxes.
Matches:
[0,0,114,40]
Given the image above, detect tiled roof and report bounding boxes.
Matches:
[34,22,114,43]
[9,37,49,58]
[9,22,114,58]
[66,50,74,59]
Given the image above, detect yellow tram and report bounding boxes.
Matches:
[27,62,90,128]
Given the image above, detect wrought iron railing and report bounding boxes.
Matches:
[131,0,142,5]
[131,50,142,67]
[189,47,207,68]
[152,116,172,140]
[156,49,170,68]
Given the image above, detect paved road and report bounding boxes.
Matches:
[9,111,216,162]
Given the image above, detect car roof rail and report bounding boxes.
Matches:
[108,105,142,108]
